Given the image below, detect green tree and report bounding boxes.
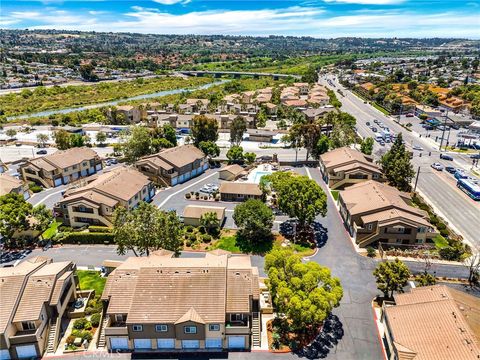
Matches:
[162,124,177,146]
[36,133,49,147]
[113,202,183,257]
[301,66,318,84]
[79,64,99,82]
[244,152,256,165]
[416,272,436,287]
[315,134,330,156]
[152,138,173,152]
[265,248,343,334]
[95,131,107,146]
[5,129,17,138]
[266,173,327,233]
[380,133,415,192]
[69,134,85,148]
[256,108,268,128]
[200,212,220,236]
[233,199,274,253]
[0,193,33,243]
[226,145,244,164]
[53,129,72,150]
[373,258,411,299]
[191,115,218,146]
[31,204,53,232]
[230,116,247,146]
[360,137,374,155]
[198,140,220,160]
[121,126,152,163]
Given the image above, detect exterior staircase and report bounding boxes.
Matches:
[97,316,109,349]
[46,318,58,354]
[251,313,261,347]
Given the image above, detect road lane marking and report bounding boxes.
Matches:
[157,171,217,208]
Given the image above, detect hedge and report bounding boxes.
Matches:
[88,226,112,233]
[62,232,114,244]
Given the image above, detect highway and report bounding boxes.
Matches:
[320,75,480,251]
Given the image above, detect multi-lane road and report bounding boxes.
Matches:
[320,75,480,251]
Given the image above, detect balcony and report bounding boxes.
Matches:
[225,318,250,335]
[104,321,128,336]
[72,207,94,214]
[10,327,42,345]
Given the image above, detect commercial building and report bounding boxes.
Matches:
[338,181,437,247]
[219,183,262,202]
[0,257,77,360]
[182,205,226,227]
[319,147,384,190]
[0,174,30,199]
[381,285,480,360]
[101,250,260,352]
[19,148,102,188]
[135,145,208,187]
[55,167,154,228]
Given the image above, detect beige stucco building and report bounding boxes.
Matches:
[101,250,260,353]
[19,147,102,188]
[338,181,437,248]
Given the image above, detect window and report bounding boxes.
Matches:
[373,173,379,179]
[184,326,197,334]
[209,324,220,331]
[155,324,168,332]
[132,324,143,332]
[230,314,243,321]
[22,321,36,331]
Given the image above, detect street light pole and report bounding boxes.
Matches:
[439,108,449,152]
[413,166,421,193]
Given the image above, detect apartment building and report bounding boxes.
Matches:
[114,105,141,124]
[101,250,260,352]
[381,285,480,360]
[182,205,226,227]
[0,174,30,199]
[20,147,102,188]
[55,167,154,228]
[338,181,437,247]
[135,145,208,187]
[0,257,77,360]
[219,183,262,202]
[319,147,384,190]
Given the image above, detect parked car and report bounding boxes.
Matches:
[440,153,453,161]
[36,149,47,155]
[445,166,456,174]
[470,153,480,160]
[431,163,444,171]
[110,158,118,164]
[379,140,386,146]
[406,113,414,117]
[412,145,423,151]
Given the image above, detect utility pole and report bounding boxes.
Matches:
[413,166,421,193]
[398,103,403,124]
[438,108,449,152]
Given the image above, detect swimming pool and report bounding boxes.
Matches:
[252,171,272,184]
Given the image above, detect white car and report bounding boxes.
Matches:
[412,145,423,151]
[431,163,444,171]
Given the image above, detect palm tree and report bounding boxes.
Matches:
[200,212,220,235]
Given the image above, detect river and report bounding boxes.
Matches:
[7,80,227,121]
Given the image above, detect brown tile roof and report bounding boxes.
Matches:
[138,145,205,170]
[28,147,98,171]
[385,286,480,360]
[102,254,259,325]
[320,147,378,172]
[49,270,73,305]
[0,173,24,196]
[64,166,150,204]
[361,208,431,228]
[13,261,72,322]
[220,164,245,177]
[219,182,262,196]
[340,181,426,219]
[0,258,49,333]
[183,205,226,220]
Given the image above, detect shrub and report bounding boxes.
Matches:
[83,321,92,330]
[436,222,446,231]
[81,331,93,342]
[185,193,191,199]
[84,307,95,315]
[439,245,464,261]
[73,318,88,330]
[185,226,194,233]
[88,226,112,233]
[440,229,450,238]
[202,234,212,243]
[66,336,76,345]
[185,239,193,247]
[366,247,376,258]
[71,329,82,337]
[90,313,101,327]
[29,184,43,193]
[62,232,114,244]
[189,233,197,241]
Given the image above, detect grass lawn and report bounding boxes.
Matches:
[331,190,339,201]
[433,235,449,249]
[372,102,390,115]
[41,221,61,240]
[76,270,106,296]
[210,235,241,253]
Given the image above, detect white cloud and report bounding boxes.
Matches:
[4,6,479,39]
[152,0,187,5]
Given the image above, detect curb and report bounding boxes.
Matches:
[371,300,388,360]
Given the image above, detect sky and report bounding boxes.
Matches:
[1,0,479,38]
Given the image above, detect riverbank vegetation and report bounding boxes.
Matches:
[0,76,212,120]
